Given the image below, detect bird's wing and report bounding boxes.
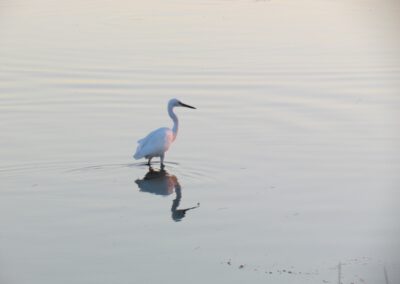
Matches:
[134,127,174,159]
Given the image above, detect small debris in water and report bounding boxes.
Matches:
[238,264,245,269]
[217,207,228,211]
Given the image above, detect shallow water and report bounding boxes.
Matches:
[1,0,400,283]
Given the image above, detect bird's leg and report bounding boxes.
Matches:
[160,154,165,169]
[147,157,152,166]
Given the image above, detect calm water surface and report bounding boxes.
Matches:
[1,0,399,283]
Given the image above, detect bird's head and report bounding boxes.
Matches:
[169,98,196,109]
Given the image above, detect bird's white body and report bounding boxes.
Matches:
[133,98,195,168]
[133,127,175,160]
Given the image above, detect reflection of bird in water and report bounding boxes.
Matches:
[135,167,177,196]
[135,167,199,221]
[171,185,199,222]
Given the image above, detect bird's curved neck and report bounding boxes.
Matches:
[168,106,179,138]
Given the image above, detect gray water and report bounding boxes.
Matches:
[1,0,399,283]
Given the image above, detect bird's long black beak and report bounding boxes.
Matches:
[179,102,196,109]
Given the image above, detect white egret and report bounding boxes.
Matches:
[133,98,196,168]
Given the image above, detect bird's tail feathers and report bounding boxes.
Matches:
[133,144,144,160]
